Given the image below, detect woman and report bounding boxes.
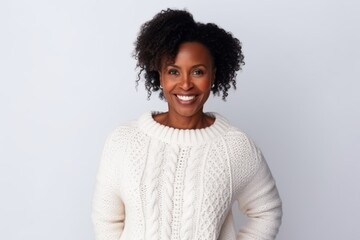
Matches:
[92,9,282,240]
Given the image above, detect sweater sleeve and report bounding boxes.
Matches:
[236,146,282,240]
[92,129,125,240]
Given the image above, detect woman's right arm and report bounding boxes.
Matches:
[92,129,125,240]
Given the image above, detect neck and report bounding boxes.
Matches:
[155,110,214,130]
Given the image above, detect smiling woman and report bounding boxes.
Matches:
[92,8,282,240]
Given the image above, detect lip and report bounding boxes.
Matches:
[174,94,198,104]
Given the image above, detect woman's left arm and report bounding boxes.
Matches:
[236,148,283,240]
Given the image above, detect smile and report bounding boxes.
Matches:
[176,95,196,101]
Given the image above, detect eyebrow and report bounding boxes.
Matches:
[165,64,207,69]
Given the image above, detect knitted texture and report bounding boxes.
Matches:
[92,112,282,240]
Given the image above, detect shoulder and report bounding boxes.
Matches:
[102,121,139,152]
[215,114,257,156]
[216,116,264,173]
[224,127,261,161]
[219,122,268,192]
[108,123,137,140]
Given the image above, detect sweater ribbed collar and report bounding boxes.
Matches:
[136,111,230,146]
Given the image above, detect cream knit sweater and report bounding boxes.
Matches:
[92,112,282,240]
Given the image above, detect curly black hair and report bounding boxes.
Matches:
[134,8,244,100]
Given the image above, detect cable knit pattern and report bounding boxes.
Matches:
[92,112,282,240]
[180,146,203,239]
[142,141,164,240]
[161,145,178,240]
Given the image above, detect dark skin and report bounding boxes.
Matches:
[153,42,216,130]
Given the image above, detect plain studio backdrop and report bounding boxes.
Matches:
[1,0,359,239]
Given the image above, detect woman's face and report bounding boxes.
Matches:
[159,42,215,119]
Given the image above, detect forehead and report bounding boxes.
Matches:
[161,41,214,67]
[176,42,212,60]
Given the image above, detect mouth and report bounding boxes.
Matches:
[175,94,197,103]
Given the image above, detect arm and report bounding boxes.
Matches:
[236,148,282,240]
[92,129,125,240]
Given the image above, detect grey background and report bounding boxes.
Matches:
[1,0,359,239]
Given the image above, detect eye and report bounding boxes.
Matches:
[168,69,179,75]
[193,69,204,76]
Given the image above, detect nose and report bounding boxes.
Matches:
[179,74,193,90]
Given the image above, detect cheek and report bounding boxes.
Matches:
[161,79,176,94]
[198,78,212,91]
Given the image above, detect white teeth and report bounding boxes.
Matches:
[177,95,195,101]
